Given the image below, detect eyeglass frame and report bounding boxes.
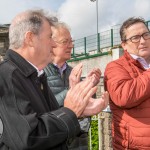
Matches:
[124,31,150,43]
[54,38,74,46]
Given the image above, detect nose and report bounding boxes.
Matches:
[51,39,57,48]
[68,41,74,48]
[140,36,146,43]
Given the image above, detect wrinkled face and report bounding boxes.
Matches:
[51,27,74,63]
[33,19,56,69]
[121,22,150,61]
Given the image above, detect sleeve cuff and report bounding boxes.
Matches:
[50,107,80,139]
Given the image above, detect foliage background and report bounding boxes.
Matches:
[88,118,99,150]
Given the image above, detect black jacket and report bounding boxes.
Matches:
[44,63,72,106]
[0,49,80,150]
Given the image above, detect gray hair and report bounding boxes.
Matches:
[52,22,71,38]
[9,9,58,49]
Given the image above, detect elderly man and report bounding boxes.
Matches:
[44,22,101,106]
[0,9,108,150]
[104,17,150,149]
[44,22,75,106]
[44,22,106,149]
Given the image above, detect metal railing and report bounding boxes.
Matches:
[71,21,150,61]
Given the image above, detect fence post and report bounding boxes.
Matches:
[111,29,113,48]
[97,33,100,52]
[84,37,87,55]
[72,47,75,57]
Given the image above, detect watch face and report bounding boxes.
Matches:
[0,118,3,138]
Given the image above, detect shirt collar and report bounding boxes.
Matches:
[130,53,150,69]
[53,62,67,75]
[28,61,44,77]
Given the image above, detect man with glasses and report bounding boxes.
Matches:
[44,22,80,106]
[104,17,150,149]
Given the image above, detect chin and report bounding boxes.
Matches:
[139,52,150,57]
[66,56,71,60]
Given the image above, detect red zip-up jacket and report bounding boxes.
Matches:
[104,50,150,150]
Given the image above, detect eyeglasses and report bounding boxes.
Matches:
[54,39,74,45]
[125,32,150,43]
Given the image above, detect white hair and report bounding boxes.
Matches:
[9,9,57,49]
[52,22,71,38]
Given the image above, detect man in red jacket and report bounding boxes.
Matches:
[104,17,150,150]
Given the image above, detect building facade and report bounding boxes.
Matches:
[0,25,9,61]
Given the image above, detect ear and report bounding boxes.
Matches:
[24,31,35,47]
[121,41,126,50]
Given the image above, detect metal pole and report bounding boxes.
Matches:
[90,0,99,34]
[96,0,100,52]
[90,0,99,51]
[89,127,92,150]
[98,113,102,150]
[96,0,99,36]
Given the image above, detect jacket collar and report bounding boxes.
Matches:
[4,49,37,77]
[124,50,145,70]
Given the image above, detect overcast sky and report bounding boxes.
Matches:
[1,0,150,39]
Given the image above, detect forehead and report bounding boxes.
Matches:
[52,27,71,39]
[125,22,149,37]
[41,19,52,34]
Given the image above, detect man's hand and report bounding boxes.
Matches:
[87,68,101,86]
[69,63,83,88]
[64,76,97,117]
[81,91,109,117]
